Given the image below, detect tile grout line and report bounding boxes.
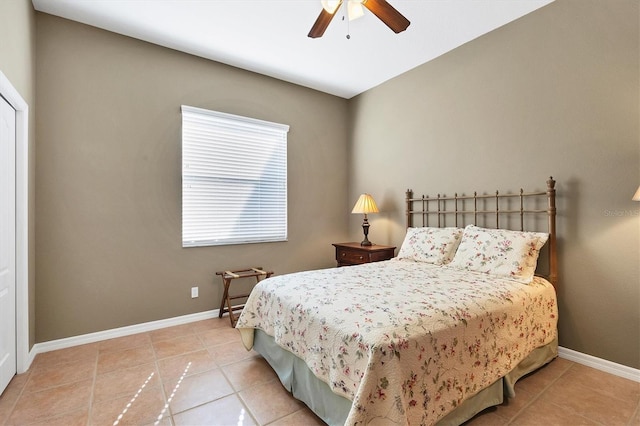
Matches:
[97,332,164,426]
[16,324,246,425]
[263,407,310,426]
[156,360,176,426]
[539,363,639,425]
[85,349,99,426]
[168,356,259,423]
[504,361,621,425]
[218,361,262,426]
[160,322,242,425]
[505,361,576,425]
[5,351,98,425]
[627,400,640,426]
[1,370,31,426]
[150,332,176,426]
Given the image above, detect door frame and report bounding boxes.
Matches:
[0,70,30,374]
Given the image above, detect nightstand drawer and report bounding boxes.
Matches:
[337,248,369,265]
[332,242,396,267]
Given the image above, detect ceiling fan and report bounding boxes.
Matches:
[308,0,410,39]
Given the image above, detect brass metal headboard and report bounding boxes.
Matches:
[406,177,557,288]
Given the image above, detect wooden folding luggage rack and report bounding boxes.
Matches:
[216,267,273,327]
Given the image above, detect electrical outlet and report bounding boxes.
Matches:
[191,287,199,298]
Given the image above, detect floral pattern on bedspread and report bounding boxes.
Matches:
[236,259,557,425]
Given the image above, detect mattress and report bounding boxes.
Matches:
[236,259,558,425]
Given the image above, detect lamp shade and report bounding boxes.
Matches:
[633,186,640,201]
[352,193,379,214]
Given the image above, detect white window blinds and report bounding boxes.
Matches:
[181,106,289,247]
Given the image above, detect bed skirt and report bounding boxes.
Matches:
[252,329,558,426]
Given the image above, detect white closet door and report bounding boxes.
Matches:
[0,94,16,394]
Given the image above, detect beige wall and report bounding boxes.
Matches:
[35,14,350,342]
[0,0,37,349]
[349,0,639,368]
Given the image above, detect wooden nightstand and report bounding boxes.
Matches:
[333,242,396,267]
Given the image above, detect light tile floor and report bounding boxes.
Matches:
[0,317,638,425]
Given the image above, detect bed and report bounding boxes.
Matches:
[236,177,558,425]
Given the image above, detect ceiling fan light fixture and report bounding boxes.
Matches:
[347,1,365,21]
[309,0,409,38]
[321,0,341,14]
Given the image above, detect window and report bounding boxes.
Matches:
[181,106,289,247]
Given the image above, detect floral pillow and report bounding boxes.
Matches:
[397,227,464,265]
[449,225,548,283]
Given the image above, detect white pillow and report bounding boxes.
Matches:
[449,225,548,283]
[397,227,464,265]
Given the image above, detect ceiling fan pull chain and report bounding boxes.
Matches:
[345,3,351,39]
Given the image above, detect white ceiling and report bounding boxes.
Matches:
[31,0,554,99]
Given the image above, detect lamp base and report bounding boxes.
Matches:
[360,217,372,246]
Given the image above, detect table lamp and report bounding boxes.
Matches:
[352,193,379,246]
[633,186,640,201]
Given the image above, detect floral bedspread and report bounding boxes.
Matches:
[236,259,557,425]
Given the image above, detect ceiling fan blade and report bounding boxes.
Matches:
[308,1,343,38]
[362,0,410,33]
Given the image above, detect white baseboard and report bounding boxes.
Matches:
[558,346,640,383]
[26,312,639,384]
[27,309,221,370]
